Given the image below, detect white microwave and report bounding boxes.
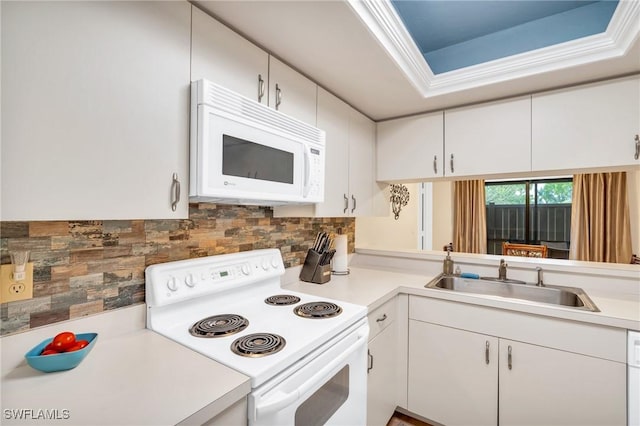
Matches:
[189,79,325,206]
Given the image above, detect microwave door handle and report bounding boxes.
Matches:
[255,333,366,417]
[303,148,311,197]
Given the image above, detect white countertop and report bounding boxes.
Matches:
[2,250,638,426]
[284,263,640,331]
[0,305,251,426]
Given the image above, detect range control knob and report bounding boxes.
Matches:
[261,260,270,271]
[166,276,178,291]
[271,257,279,269]
[241,264,250,275]
[184,273,196,287]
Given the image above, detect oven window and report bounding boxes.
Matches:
[222,135,294,184]
[295,365,349,426]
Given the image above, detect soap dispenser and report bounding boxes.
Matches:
[443,245,454,275]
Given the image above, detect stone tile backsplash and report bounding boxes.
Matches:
[0,204,354,335]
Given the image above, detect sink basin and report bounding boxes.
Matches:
[425,275,599,312]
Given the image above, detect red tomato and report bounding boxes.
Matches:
[41,349,59,356]
[65,340,89,352]
[50,331,76,352]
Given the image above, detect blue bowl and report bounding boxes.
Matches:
[25,333,98,373]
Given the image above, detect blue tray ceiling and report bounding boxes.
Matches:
[391,0,619,74]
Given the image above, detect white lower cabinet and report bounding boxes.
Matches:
[408,321,498,426]
[407,297,627,426]
[498,339,626,426]
[367,299,398,426]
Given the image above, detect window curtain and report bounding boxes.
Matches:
[570,172,632,263]
[453,180,487,254]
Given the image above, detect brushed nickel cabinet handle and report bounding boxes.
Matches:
[376,314,387,323]
[635,134,639,160]
[367,349,373,373]
[351,195,356,213]
[343,194,349,214]
[433,155,438,174]
[258,74,265,103]
[275,84,282,110]
[485,341,490,365]
[171,173,180,212]
[450,153,455,173]
[508,345,513,370]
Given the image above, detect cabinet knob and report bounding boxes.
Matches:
[508,345,513,370]
[367,349,373,373]
[376,314,387,323]
[433,155,438,174]
[635,134,639,160]
[351,195,356,213]
[485,340,490,365]
[450,153,455,173]
[343,194,349,214]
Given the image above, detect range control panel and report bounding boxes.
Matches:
[145,249,284,308]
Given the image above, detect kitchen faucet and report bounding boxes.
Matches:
[498,259,508,280]
[535,267,544,287]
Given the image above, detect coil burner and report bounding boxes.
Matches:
[189,314,249,338]
[231,333,286,357]
[264,295,302,306]
[294,301,343,319]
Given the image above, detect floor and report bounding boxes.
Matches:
[386,411,434,426]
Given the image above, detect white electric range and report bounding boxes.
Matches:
[145,249,369,426]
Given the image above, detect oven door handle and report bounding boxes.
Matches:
[255,332,367,417]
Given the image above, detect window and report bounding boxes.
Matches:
[486,178,572,259]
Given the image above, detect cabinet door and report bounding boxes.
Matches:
[1,1,190,220]
[313,88,351,217]
[408,321,498,426]
[444,96,531,178]
[191,6,268,104]
[532,76,640,172]
[267,56,317,125]
[348,109,377,216]
[377,112,444,181]
[367,321,398,426]
[499,339,626,426]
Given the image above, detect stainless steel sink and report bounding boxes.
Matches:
[425,275,600,312]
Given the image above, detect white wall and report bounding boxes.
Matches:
[432,181,453,251]
[355,183,419,249]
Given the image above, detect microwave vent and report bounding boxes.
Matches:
[199,80,324,146]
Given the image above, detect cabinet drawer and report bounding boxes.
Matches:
[368,297,396,341]
[409,296,626,362]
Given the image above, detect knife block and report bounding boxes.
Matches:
[299,250,332,284]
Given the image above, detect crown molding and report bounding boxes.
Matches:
[347,0,640,98]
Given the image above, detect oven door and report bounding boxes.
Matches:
[249,319,369,426]
[194,104,307,202]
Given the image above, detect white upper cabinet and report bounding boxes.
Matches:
[274,89,386,218]
[314,88,351,217]
[377,112,444,182]
[532,76,640,172]
[268,56,317,125]
[191,6,269,104]
[1,1,191,220]
[349,108,382,217]
[444,96,532,178]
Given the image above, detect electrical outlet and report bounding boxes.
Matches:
[0,263,34,303]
